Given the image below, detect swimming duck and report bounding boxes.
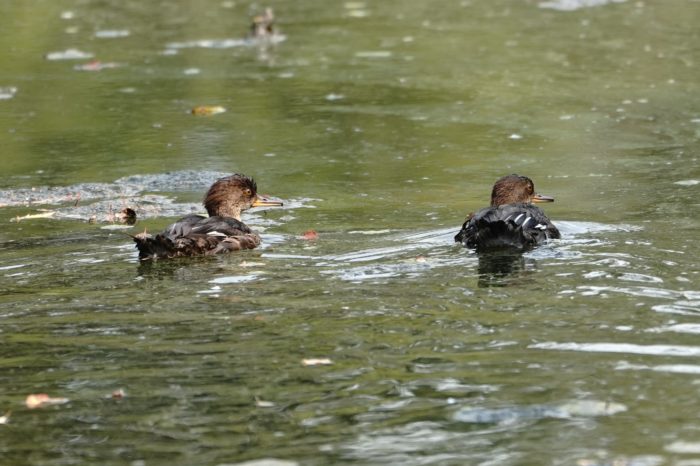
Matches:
[133,174,282,260]
[454,174,560,251]
[250,8,276,39]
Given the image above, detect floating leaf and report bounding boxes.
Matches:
[191,105,226,116]
[25,394,69,409]
[301,230,318,240]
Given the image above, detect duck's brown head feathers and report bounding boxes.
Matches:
[203,174,283,220]
[490,174,554,207]
[203,174,259,219]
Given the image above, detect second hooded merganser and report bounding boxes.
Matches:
[133,174,282,260]
[250,8,276,39]
[454,174,560,251]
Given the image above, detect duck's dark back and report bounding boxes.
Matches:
[455,203,559,251]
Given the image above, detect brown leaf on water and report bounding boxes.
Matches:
[301,229,319,240]
[111,389,126,399]
[302,358,333,366]
[191,105,226,116]
[25,393,70,409]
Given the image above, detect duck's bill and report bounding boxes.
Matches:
[532,194,555,203]
[252,195,284,207]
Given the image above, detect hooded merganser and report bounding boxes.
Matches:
[454,174,560,251]
[250,8,275,39]
[133,174,282,260]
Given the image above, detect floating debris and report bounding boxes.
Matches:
[255,397,276,408]
[13,206,136,224]
[227,459,299,466]
[538,0,627,11]
[166,38,249,49]
[239,261,266,268]
[674,180,700,186]
[11,210,56,222]
[94,29,130,39]
[666,441,700,454]
[74,61,122,71]
[110,389,126,399]
[209,274,260,284]
[191,105,226,116]
[301,230,319,240]
[25,394,70,409]
[344,2,370,17]
[354,51,392,58]
[0,411,10,425]
[0,86,18,100]
[46,49,94,60]
[302,358,333,366]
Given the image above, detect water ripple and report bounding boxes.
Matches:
[452,400,626,424]
[530,342,700,357]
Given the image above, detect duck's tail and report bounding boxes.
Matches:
[132,232,175,261]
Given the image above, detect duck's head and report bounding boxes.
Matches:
[490,174,554,207]
[204,174,283,220]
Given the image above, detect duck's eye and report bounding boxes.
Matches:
[244,188,252,196]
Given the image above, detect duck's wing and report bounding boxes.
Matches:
[455,203,559,251]
[171,216,259,256]
[188,215,254,237]
[164,214,208,239]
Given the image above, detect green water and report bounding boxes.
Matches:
[2,0,700,465]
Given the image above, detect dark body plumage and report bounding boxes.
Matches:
[133,174,282,261]
[455,174,560,251]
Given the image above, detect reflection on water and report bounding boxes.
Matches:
[476,251,528,287]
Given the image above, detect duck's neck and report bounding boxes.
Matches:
[209,204,243,221]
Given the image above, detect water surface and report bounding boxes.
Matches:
[2,0,700,465]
